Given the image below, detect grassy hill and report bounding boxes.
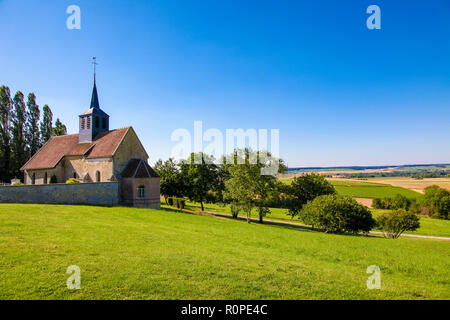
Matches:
[0,204,449,299]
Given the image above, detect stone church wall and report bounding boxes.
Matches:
[0,182,120,206]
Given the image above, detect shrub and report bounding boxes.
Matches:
[285,173,336,216]
[12,182,24,186]
[418,185,450,219]
[66,178,79,184]
[376,209,420,239]
[49,174,57,184]
[299,195,375,234]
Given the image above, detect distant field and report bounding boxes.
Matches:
[364,178,450,193]
[280,178,422,199]
[328,179,422,199]
[0,204,449,299]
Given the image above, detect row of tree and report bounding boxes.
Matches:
[0,85,67,182]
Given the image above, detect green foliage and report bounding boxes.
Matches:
[373,194,411,210]
[12,181,24,186]
[154,158,185,198]
[10,91,27,180]
[299,195,375,234]
[329,180,421,199]
[229,202,242,219]
[180,153,220,211]
[53,118,67,136]
[224,149,280,223]
[284,174,336,217]
[49,174,57,184]
[65,178,79,184]
[25,93,41,157]
[0,86,12,182]
[376,209,420,239]
[419,185,450,219]
[40,104,53,145]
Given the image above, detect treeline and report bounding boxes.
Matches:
[0,85,67,182]
[373,186,450,220]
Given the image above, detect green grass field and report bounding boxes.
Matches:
[1,204,449,300]
[281,178,422,199]
[184,202,450,237]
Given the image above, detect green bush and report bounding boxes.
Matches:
[49,174,57,184]
[284,173,336,216]
[376,209,420,239]
[66,178,79,184]
[299,194,375,234]
[373,195,411,210]
[12,182,24,186]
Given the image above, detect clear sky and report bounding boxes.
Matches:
[1,0,449,167]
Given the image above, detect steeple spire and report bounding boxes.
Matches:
[90,57,100,109]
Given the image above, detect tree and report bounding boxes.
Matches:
[40,104,53,145]
[376,209,420,239]
[223,149,280,223]
[0,86,12,182]
[180,153,220,211]
[421,185,450,219]
[154,158,185,200]
[285,173,336,217]
[25,93,41,157]
[299,194,375,234]
[53,118,67,136]
[10,91,28,180]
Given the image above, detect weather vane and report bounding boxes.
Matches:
[92,57,98,82]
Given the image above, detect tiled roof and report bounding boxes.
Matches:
[121,159,159,178]
[21,127,130,170]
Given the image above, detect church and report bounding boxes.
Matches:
[20,78,161,209]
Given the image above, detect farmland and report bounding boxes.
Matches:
[0,204,449,299]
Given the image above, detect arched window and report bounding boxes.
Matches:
[31,173,36,185]
[44,172,48,184]
[95,116,99,128]
[96,171,101,182]
[137,185,145,198]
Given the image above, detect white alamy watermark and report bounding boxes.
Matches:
[366,265,381,290]
[66,5,81,30]
[171,121,280,175]
[66,265,81,290]
[366,5,381,30]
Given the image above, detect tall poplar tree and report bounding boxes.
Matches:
[10,91,28,180]
[53,118,67,136]
[40,104,53,145]
[26,93,41,157]
[0,86,12,182]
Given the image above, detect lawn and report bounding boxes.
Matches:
[1,204,449,300]
[184,202,450,238]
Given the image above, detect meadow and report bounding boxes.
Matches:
[0,204,449,300]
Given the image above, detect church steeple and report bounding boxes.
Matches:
[79,57,110,143]
[90,80,100,109]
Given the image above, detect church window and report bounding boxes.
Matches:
[102,118,106,129]
[96,171,101,182]
[87,117,91,129]
[73,172,77,179]
[31,173,36,185]
[95,116,99,128]
[137,185,145,198]
[44,172,48,184]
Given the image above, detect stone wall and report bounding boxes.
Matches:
[0,182,120,206]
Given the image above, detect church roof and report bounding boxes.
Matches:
[79,81,109,117]
[21,127,131,170]
[121,159,159,178]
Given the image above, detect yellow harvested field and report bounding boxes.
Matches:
[355,198,373,208]
[365,178,450,193]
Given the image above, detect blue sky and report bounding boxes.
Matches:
[0,0,449,167]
